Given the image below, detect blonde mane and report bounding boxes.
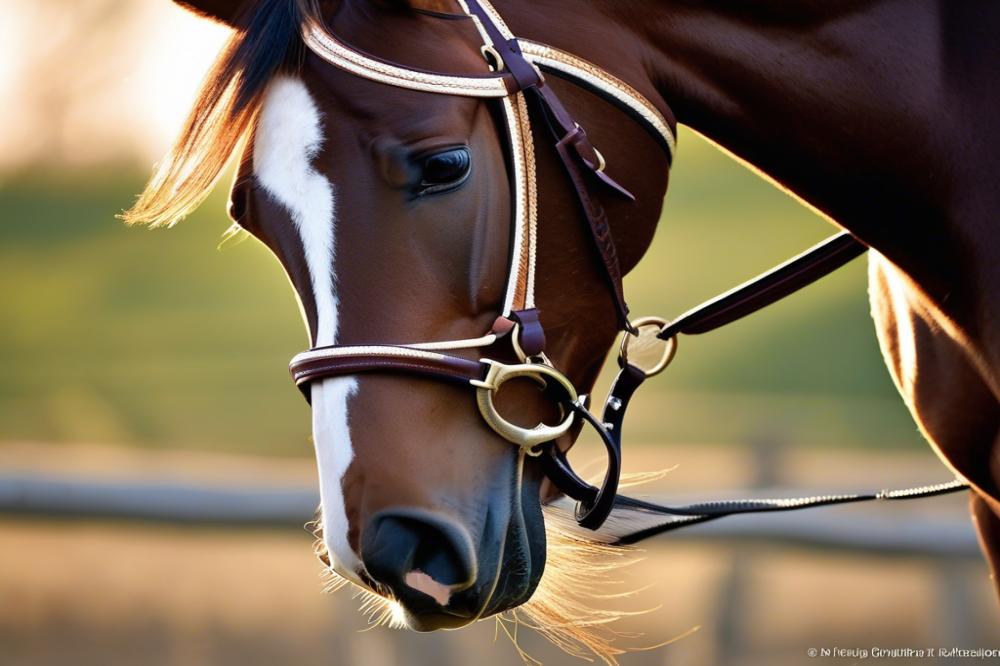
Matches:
[122,0,321,228]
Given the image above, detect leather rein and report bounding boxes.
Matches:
[288,0,968,542]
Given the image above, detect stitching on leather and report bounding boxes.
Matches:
[303,21,508,97]
[518,41,675,157]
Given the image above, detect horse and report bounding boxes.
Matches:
[125,0,1000,658]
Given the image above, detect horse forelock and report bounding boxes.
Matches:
[123,0,326,228]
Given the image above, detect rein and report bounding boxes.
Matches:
[287,0,968,542]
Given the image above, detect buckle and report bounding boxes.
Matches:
[619,316,678,377]
[472,360,578,455]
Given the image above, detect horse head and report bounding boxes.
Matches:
[129,0,672,632]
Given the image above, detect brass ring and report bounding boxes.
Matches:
[472,360,578,455]
[480,45,505,73]
[594,148,607,173]
[571,123,607,172]
[619,316,678,377]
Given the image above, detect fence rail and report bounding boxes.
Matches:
[0,473,981,559]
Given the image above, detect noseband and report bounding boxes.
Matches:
[288,0,967,534]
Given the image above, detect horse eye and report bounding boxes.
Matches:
[416,147,471,196]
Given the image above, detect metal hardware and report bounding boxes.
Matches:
[481,45,505,72]
[619,316,678,377]
[473,360,578,455]
[531,63,546,85]
[571,123,607,173]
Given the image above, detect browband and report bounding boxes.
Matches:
[300,15,676,156]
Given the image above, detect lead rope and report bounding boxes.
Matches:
[612,471,967,546]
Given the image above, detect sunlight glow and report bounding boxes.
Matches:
[0,0,230,173]
[131,4,232,161]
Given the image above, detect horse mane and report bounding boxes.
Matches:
[123,0,324,228]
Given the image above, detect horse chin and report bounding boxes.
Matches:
[421,473,547,629]
[398,606,479,632]
[492,469,549,615]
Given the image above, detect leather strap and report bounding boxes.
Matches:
[659,232,868,340]
[291,347,486,401]
[532,85,634,199]
[541,359,969,538]
[525,82,637,331]
[541,363,645,529]
[509,308,546,358]
[552,129,633,330]
[465,0,542,93]
[465,0,638,331]
[609,479,969,545]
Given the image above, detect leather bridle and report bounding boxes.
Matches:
[288,0,967,539]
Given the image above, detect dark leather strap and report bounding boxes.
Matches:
[541,363,645,529]
[464,0,542,92]
[464,0,637,331]
[609,479,969,545]
[659,232,868,340]
[532,85,634,199]
[510,308,546,357]
[527,84,637,331]
[553,139,631,330]
[540,359,969,537]
[291,348,486,401]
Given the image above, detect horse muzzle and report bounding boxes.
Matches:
[358,457,547,630]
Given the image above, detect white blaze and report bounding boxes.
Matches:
[254,76,361,575]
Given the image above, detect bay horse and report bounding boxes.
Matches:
[126,0,1000,658]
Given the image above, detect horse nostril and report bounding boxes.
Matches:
[361,509,477,609]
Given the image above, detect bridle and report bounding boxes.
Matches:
[288,0,967,540]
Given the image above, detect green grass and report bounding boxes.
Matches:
[0,129,925,456]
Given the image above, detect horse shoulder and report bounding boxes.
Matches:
[868,252,1000,505]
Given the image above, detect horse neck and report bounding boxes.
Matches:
[589,0,978,306]
[638,2,948,207]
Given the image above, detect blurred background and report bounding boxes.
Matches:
[1,1,997,664]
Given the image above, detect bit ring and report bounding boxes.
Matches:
[619,316,678,377]
[472,360,578,455]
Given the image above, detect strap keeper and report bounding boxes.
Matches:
[559,125,599,170]
[510,308,546,358]
[490,315,516,337]
[558,125,636,201]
